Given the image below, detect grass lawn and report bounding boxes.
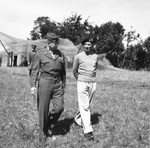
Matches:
[0,67,150,148]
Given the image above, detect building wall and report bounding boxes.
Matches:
[0,44,31,67]
[0,52,30,67]
[1,55,8,67]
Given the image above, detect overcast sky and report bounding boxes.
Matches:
[0,0,150,41]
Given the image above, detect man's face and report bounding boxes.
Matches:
[83,41,92,52]
[31,45,36,52]
[48,38,59,50]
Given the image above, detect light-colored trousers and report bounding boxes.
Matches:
[75,80,96,134]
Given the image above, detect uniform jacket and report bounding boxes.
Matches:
[30,47,66,88]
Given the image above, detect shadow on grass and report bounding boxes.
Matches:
[53,112,102,136]
[91,112,102,125]
[53,117,74,136]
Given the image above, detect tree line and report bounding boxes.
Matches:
[30,13,150,71]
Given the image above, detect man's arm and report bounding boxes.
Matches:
[72,55,79,80]
[61,52,66,89]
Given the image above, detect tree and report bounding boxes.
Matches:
[93,21,125,67]
[58,13,94,44]
[30,14,95,45]
[143,36,150,53]
[143,37,150,70]
[30,16,59,40]
[95,21,125,54]
[121,27,142,69]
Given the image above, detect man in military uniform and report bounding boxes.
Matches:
[30,33,66,142]
[28,44,37,75]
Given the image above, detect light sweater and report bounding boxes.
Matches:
[73,51,98,82]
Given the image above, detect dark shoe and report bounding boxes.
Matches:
[46,128,53,137]
[74,120,83,128]
[46,123,55,137]
[84,132,94,141]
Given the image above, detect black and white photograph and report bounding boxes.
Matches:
[0,0,150,147]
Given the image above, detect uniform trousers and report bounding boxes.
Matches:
[75,80,96,134]
[37,77,64,139]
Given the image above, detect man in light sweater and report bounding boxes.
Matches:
[73,37,106,141]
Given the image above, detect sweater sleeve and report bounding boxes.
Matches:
[72,55,79,79]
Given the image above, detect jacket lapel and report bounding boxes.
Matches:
[53,54,59,60]
[44,50,54,60]
[44,46,60,60]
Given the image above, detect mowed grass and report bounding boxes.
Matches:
[0,67,150,148]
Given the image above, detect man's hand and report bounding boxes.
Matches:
[31,87,37,96]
